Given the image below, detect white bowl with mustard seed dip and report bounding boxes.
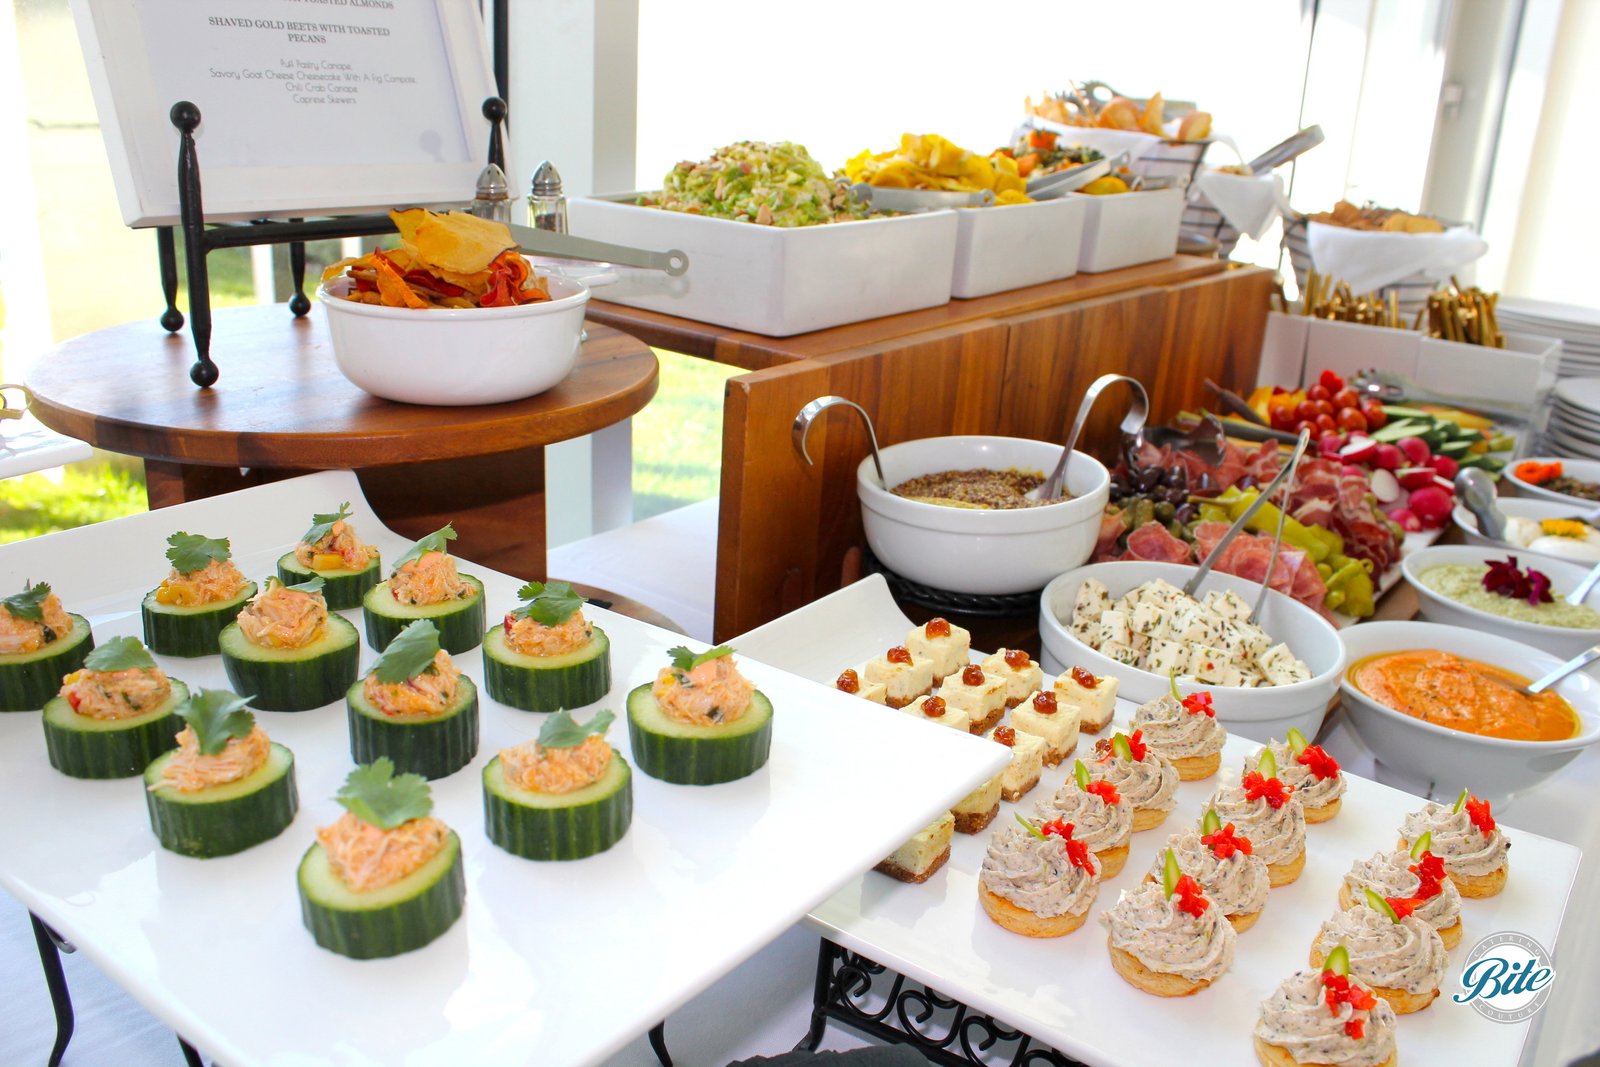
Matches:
[1338,620,1600,799]
[857,435,1109,595]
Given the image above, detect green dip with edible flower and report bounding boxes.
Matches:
[1419,563,1600,628]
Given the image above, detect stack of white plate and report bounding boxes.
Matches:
[1497,296,1600,377]
[1547,377,1600,458]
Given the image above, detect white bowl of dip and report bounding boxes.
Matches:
[1339,620,1600,800]
[1452,497,1600,562]
[857,435,1109,595]
[1505,455,1600,507]
[1401,544,1600,658]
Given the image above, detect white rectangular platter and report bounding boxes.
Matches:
[735,575,1583,1067]
[0,473,1008,1067]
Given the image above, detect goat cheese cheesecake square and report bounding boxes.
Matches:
[834,665,887,704]
[902,694,973,732]
[1052,666,1118,733]
[936,663,1008,733]
[1010,689,1081,765]
[981,648,1045,708]
[875,812,955,883]
[904,617,970,685]
[986,723,1046,801]
[864,646,934,708]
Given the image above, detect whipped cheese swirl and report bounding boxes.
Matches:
[1399,802,1508,877]
[1256,969,1398,1067]
[1034,783,1132,853]
[980,824,1100,918]
[1100,880,1236,981]
[1133,694,1226,760]
[1145,828,1268,919]
[1090,752,1178,814]
[1258,739,1346,810]
[1207,778,1305,866]
[1312,906,1447,994]
[1343,849,1462,932]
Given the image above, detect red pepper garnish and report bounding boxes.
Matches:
[1201,821,1253,859]
[1409,851,1446,899]
[961,664,985,686]
[402,269,467,298]
[65,691,81,712]
[1242,770,1294,809]
[503,612,518,631]
[1180,691,1215,717]
[993,725,1016,747]
[924,618,951,638]
[1027,128,1057,150]
[1070,666,1099,689]
[1386,895,1423,919]
[1465,795,1496,836]
[1003,648,1031,670]
[1126,729,1147,762]
[1297,744,1341,780]
[1349,985,1377,1011]
[1322,970,1379,1018]
[1085,779,1121,806]
[1172,874,1208,917]
[1042,820,1095,873]
[886,646,912,665]
[835,669,861,694]
[1344,1019,1366,1040]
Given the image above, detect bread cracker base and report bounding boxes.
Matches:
[979,883,1090,938]
[1107,942,1211,996]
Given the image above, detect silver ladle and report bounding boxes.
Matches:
[793,396,886,487]
[1029,374,1149,502]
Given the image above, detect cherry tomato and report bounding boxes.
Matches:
[1296,400,1320,422]
[1332,388,1360,410]
[1269,404,1297,430]
[1319,369,1346,392]
[1294,419,1316,437]
[1337,407,1369,433]
[1311,399,1335,418]
[1361,400,1387,430]
[1315,413,1339,433]
[1306,384,1331,402]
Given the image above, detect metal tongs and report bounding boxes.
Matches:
[1241,126,1325,175]
[504,221,688,277]
[1026,156,1112,200]
[1350,369,1526,425]
[1181,429,1312,608]
[849,184,995,213]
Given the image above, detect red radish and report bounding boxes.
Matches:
[1318,433,1346,456]
[1373,444,1405,471]
[1339,436,1379,465]
[1433,455,1460,479]
[1369,468,1402,503]
[1407,486,1453,527]
[1396,436,1433,466]
[1397,467,1439,491]
[1341,464,1367,478]
[1387,507,1423,532]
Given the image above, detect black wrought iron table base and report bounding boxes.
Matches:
[797,939,1087,1067]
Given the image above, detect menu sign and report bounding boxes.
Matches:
[73,0,496,226]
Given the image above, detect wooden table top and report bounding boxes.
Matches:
[585,254,1229,370]
[26,304,659,469]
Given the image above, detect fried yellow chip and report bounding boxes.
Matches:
[371,252,430,309]
[387,208,515,275]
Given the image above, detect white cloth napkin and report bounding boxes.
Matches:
[1193,171,1286,238]
[1305,221,1488,293]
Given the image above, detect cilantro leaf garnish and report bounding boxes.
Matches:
[83,635,156,673]
[179,688,255,756]
[508,580,584,627]
[2,580,52,621]
[166,532,231,576]
[284,574,326,595]
[336,758,432,829]
[301,502,353,546]
[371,620,441,683]
[666,644,734,672]
[538,708,615,748]
[392,524,457,572]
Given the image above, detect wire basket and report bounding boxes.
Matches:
[1281,214,1439,321]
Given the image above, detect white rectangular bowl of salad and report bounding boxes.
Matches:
[1072,186,1184,274]
[569,194,959,336]
[950,196,1087,299]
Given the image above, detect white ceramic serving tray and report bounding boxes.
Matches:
[950,197,1086,299]
[734,575,1583,1067]
[568,194,959,335]
[1072,186,1183,273]
[0,473,1008,1067]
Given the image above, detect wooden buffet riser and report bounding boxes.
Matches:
[713,264,1276,640]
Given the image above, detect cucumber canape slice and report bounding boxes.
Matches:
[347,619,478,780]
[626,682,774,786]
[146,745,298,858]
[0,614,94,712]
[363,576,486,656]
[298,759,464,959]
[219,614,361,712]
[142,533,254,657]
[482,579,610,712]
[45,674,189,780]
[483,708,631,860]
[277,552,380,611]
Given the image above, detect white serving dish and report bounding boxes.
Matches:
[730,575,1582,1067]
[1337,620,1600,800]
[949,197,1086,298]
[1452,496,1600,562]
[857,436,1109,596]
[1071,186,1183,273]
[0,472,1007,1067]
[1401,544,1600,658]
[317,274,589,406]
[1038,560,1345,743]
[567,194,958,336]
[1506,455,1600,507]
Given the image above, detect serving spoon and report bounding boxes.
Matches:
[1455,468,1506,541]
[792,395,886,488]
[1181,429,1313,600]
[1510,643,1600,696]
[1029,374,1149,501]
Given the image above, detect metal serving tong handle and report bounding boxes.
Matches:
[793,396,886,488]
[1182,429,1312,600]
[1251,434,1309,623]
[1026,157,1112,200]
[504,222,688,276]
[850,184,995,212]
[1035,375,1148,501]
[1243,125,1325,175]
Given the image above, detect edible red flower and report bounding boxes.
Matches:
[1297,744,1340,780]
[1482,556,1555,606]
[1085,779,1121,806]
[1465,795,1496,836]
[1180,691,1215,717]
[1242,770,1294,809]
[1042,820,1094,872]
[1344,1019,1366,1041]
[1201,821,1253,859]
[1386,895,1423,919]
[1127,729,1148,762]
[1172,874,1208,917]
[1409,851,1446,899]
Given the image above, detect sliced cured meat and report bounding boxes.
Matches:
[1094,511,1128,561]
[1120,521,1194,563]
